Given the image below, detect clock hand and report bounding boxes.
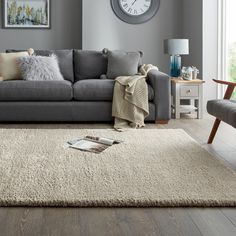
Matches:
[132,0,138,6]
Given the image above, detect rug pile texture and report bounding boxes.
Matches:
[0,128,235,207]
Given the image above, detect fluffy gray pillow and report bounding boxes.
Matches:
[18,55,64,81]
[106,50,141,79]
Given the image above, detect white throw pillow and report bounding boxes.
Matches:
[0,49,34,81]
[18,54,64,81]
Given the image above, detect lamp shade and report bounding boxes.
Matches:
[164,39,189,55]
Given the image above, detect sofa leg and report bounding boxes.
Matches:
[208,118,221,144]
[155,120,169,125]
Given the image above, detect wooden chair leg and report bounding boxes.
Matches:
[208,118,221,144]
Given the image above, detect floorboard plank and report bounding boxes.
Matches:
[114,208,159,236]
[188,209,236,236]
[0,208,8,235]
[221,209,236,227]
[0,208,43,236]
[76,208,124,236]
[146,208,202,236]
[41,208,81,236]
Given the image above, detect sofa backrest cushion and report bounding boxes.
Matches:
[106,50,142,79]
[6,49,74,82]
[74,50,108,81]
[34,50,74,82]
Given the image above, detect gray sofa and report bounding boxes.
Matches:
[0,50,171,123]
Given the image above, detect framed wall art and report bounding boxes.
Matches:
[3,0,51,29]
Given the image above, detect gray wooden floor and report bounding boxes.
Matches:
[0,114,236,236]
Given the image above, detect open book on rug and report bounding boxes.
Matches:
[68,136,122,154]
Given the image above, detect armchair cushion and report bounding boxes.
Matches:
[207,99,236,128]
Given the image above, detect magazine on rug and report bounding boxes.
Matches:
[68,136,122,154]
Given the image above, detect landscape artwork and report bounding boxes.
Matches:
[3,0,50,28]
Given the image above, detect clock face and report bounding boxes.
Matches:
[111,0,160,24]
[119,0,152,16]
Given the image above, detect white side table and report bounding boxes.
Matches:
[171,78,205,119]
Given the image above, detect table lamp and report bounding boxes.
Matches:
[164,39,189,77]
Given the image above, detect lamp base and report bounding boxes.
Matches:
[170,55,181,77]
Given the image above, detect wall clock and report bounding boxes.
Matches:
[111,0,160,24]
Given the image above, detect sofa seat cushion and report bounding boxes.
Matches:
[73,79,154,101]
[0,80,73,101]
[207,99,236,128]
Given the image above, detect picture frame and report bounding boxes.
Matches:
[2,0,51,29]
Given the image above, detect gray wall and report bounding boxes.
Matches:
[82,0,184,73]
[182,0,203,78]
[182,0,219,106]
[0,0,82,52]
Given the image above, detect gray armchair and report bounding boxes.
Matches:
[207,79,236,143]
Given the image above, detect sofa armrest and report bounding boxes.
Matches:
[148,70,171,122]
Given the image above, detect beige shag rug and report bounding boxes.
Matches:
[0,128,235,207]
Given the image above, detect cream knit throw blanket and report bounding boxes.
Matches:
[112,64,158,131]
